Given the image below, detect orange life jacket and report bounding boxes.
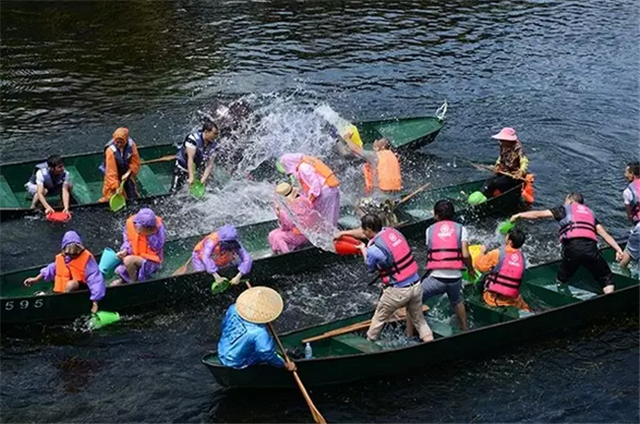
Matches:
[126,216,163,263]
[363,150,402,194]
[54,250,92,293]
[297,156,340,193]
[193,231,236,267]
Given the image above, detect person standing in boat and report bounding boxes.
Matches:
[171,120,220,192]
[99,127,141,202]
[510,192,624,294]
[268,182,313,254]
[482,127,529,198]
[23,231,105,313]
[474,229,531,312]
[191,224,252,285]
[111,208,166,286]
[25,155,73,214]
[340,214,434,343]
[422,200,476,331]
[619,162,640,272]
[218,286,297,371]
[277,153,341,227]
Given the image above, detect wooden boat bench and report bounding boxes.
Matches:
[0,176,20,208]
[332,334,383,354]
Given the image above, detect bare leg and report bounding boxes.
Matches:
[110,278,124,286]
[123,255,144,283]
[65,280,80,292]
[454,302,469,331]
[62,184,72,211]
[30,188,48,209]
[603,284,614,294]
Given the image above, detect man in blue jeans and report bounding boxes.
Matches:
[421,200,476,331]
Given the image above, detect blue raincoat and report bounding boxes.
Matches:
[217,304,285,369]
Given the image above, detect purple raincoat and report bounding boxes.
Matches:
[192,224,253,275]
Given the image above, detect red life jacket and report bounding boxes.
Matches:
[558,204,597,242]
[426,221,464,270]
[368,227,418,286]
[54,250,92,293]
[628,179,640,223]
[194,231,236,267]
[485,247,525,298]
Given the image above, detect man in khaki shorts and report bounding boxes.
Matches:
[340,214,433,342]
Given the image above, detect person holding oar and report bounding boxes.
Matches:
[99,127,140,203]
[268,182,313,254]
[23,231,105,313]
[474,228,531,312]
[510,192,624,294]
[277,153,341,226]
[482,127,529,199]
[188,224,252,285]
[338,214,434,343]
[25,155,73,215]
[110,208,166,286]
[171,120,219,193]
[218,286,296,371]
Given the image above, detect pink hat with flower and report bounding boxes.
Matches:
[491,127,518,142]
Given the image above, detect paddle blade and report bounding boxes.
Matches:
[211,279,231,294]
[90,311,120,330]
[46,211,71,223]
[497,220,514,235]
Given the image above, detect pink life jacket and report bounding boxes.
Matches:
[627,179,640,223]
[368,227,419,286]
[558,204,597,242]
[486,248,526,298]
[426,221,464,270]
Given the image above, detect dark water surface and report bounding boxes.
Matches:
[1,0,639,422]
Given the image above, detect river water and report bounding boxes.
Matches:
[1,0,638,422]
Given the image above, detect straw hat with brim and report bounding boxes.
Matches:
[236,286,284,324]
[491,127,518,142]
[276,182,294,198]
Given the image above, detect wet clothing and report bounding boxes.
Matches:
[626,222,640,261]
[475,246,530,311]
[550,205,613,288]
[115,211,166,283]
[100,137,140,201]
[268,196,313,254]
[25,163,70,196]
[421,275,463,306]
[363,150,402,195]
[477,246,526,299]
[279,153,341,226]
[172,131,217,192]
[192,225,253,275]
[482,291,531,311]
[217,304,285,369]
[39,231,105,301]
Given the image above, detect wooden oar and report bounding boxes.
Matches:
[172,257,192,276]
[140,155,176,165]
[393,183,431,210]
[245,282,326,424]
[301,305,429,344]
[470,162,526,181]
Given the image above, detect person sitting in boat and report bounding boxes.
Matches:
[422,200,476,331]
[482,127,529,198]
[218,286,296,371]
[277,153,341,226]
[623,161,640,224]
[192,224,252,285]
[268,182,312,254]
[474,228,531,312]
[510,192,624,294]
[357,138,402,226]
[171,120,219,192]
[111,208,166,286]
[99,127,140,202]
[25,155,73,215]
[348,214,433,343]
[23,231,105,313]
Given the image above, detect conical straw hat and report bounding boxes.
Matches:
[236,286,284,324]
[275,182,293,197]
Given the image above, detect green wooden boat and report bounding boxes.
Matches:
[202,247,638,389]
[0,178,520,326]
[0,114,444,221]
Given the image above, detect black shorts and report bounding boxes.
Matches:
[558,239,613,288]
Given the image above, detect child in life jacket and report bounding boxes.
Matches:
[474,229,531,312]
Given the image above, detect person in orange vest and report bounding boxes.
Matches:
[23,231,105,313]
[99,127,141,202]
[474,229,531,312]
[510,192,624,294]
[268,182,313,254]
[191,224,253,285]
[363,138,402,196]
[277,153,341,226]
[111,208,166,286]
